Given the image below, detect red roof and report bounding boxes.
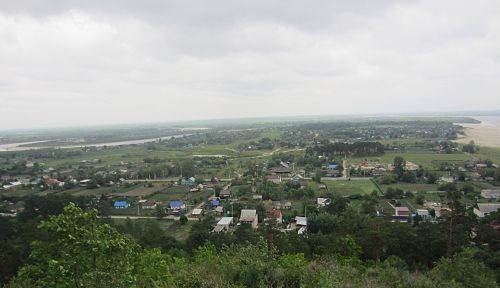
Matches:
[47,178,59,185]
[271,209,282,218]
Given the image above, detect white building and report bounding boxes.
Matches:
[212,217,234,233]
[295,216,307,234]
[191,208,203,217]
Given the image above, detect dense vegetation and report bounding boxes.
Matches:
[1,191,500,287]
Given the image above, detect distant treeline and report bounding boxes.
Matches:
[311,142,385,157]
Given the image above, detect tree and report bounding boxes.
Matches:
[430,248,497,287]
[415,192,425,205]
[155,205,165,219]
[325,195,349,216]
[180,159,195,178]
[393,156,405,180]
[312,169,322,183]
[179,215,188,225]
[462,140,478,153]
[426,172,438,184]
[16,203,138,287]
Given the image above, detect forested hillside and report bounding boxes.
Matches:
[3,203,499,288]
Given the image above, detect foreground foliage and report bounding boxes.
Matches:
[5,204,498,288]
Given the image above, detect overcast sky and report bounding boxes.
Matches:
[1,0,499,129]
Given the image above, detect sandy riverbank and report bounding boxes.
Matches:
[455,123,500,148]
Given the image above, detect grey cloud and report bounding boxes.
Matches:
[0,0,499,129]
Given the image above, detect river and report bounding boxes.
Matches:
[473,116,500,128]
[0,134,190,152]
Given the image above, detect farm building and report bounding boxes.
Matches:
[240,209,258,228]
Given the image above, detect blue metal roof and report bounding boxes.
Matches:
[170,201,185,208]
[328,164,338,169]
[114,201,128,207]
[210,199,220,206]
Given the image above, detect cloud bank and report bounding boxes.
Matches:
[1,0,499,128]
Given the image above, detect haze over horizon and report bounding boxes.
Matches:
[1,0,500,129]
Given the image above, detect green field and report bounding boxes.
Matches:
[319,180,378,197]
[350,151,472,170]
[380,183,439,193]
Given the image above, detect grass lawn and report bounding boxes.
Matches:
[166,221,195,241]
[320,180,378,197]
[380,183,439,193]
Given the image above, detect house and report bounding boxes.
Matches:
[388,161,419,172]
[2,181,23,191]
[291,174,304,183]
[215,206,224,215]
[279,161,290,168]
[212,217,234,233]
[219,189,232,199]
[141,201,157,209]
[19,178,31,185]
[394,206,410,217]
[114,201,130,209]
[210,199,220,207]
[191,208,203,217]
[252,195,263,201]
[79,179,92,186]
[265,175,282,184]
[270,166,292,175]
[294,216,307,234]
[46,178,60,187]
[317,198,331,207]
[474,203,500,218]
[181,177,196,186]
[481,190,500,199]
[267,209,283,224]
[283,201,292,210]
[416,209,431,221]
[169,201,186,214]
[438,176,455,184]
[240,209,258,228]
[327,164,338,170]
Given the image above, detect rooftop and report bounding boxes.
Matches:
[477,203,500,213]
[217,217,233,225]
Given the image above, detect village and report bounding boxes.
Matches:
[2,128,500,237]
